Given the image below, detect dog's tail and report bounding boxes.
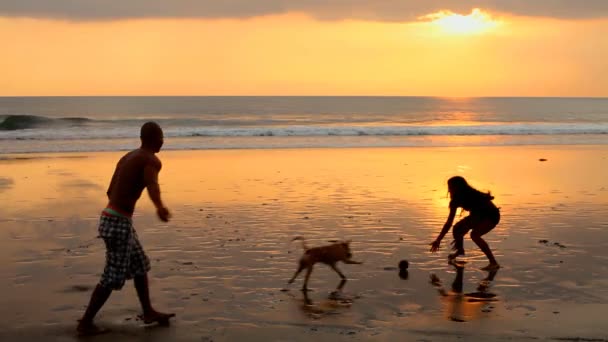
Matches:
[292,236,309,251]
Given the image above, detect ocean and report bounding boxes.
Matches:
[1,96,607,154]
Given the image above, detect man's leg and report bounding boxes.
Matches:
[78,217,130,335]
[134,273,175,323]
[131,231,175,323]
[134,273,153,314]
[77,285,112,334]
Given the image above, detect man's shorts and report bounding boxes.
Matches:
[97,215,151,290]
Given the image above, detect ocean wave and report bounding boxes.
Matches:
[1,122,608,140]
[183,123,608,137]
[0,115,91,131]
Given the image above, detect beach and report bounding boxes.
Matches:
[1,145,607,341]
[3,0,608,336]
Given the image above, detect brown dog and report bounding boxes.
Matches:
[288,236,363,291]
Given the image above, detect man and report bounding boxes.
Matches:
[77,122,175,335]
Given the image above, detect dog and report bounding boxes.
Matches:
[288,236,363,291]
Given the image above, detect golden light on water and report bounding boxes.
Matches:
[421,8,500,35]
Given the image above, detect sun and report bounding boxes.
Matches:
[421,8,499,35]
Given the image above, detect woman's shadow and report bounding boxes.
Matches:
[429,262,499,322]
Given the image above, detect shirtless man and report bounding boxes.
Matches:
[77,122,175,335]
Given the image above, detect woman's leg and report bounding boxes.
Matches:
[450,218,472,259]
[470,218,500,269]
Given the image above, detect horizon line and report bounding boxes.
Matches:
[1,95,608,99]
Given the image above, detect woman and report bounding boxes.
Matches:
[430,176,500,270]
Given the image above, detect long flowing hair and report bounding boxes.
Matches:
[448,176,494,205]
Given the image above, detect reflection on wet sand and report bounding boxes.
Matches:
[286,279,359,319]
[430,263,499,322]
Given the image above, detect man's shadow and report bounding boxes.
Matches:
[429,262,499,322]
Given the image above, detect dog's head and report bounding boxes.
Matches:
[341,240,353,258]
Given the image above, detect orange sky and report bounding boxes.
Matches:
[1,10,607,96]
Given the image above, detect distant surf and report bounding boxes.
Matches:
[1,96,607,153]
[0,115,91,131]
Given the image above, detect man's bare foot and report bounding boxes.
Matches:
[481,263,500,271]
[139,310,176,325]
[76,320,109,336]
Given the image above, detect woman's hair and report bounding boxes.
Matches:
[448,176,494,202]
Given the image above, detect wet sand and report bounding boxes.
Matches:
[0,146,607,341]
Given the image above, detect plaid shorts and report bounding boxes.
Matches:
[98,215,151,290]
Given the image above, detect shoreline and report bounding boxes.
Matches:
[2,141,608,156]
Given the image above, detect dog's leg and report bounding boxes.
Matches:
[288,262,305,284]
[331,264,348,292]
[330,264,346,280]
[302,266,314,291]
[302,290,312,305]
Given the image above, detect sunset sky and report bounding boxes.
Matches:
[1,1,607,97]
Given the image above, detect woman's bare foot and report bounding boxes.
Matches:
[76,320,109,336]
[448,250,465,260]
[139,310,176,325]
[449,259,466,268]
[481,263,500,271]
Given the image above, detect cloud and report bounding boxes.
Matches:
[0,0,607,22]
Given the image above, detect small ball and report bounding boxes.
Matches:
[399,260,409,270]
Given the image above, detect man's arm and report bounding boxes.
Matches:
[143,157,170,222]
[106,166,119,199]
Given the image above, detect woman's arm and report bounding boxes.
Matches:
[430,206,457,252]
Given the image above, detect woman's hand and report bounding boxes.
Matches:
[430,239,441,253]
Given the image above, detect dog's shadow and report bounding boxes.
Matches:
[286,280,357,319]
